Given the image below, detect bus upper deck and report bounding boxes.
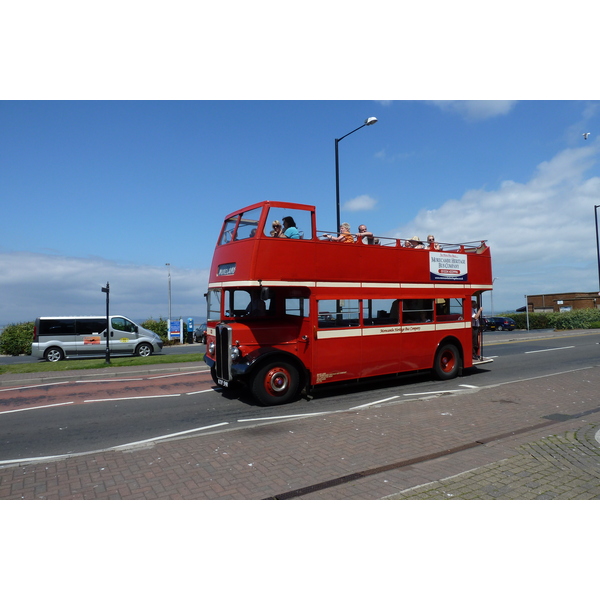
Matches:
[209,200,493,292]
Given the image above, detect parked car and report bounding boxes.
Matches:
[486,316,516,331]
[193,323,207,344]
[482,317,496,331]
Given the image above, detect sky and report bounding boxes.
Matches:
[2,99,599,326]
[2,5,600,328]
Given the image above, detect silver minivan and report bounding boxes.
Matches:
[31,315,163,362]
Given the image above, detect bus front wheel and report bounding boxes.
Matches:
[433,343,461,380]
[251,360,300,406]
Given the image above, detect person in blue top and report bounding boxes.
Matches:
[282,216,301,239]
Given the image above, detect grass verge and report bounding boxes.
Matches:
[0,353,205,376]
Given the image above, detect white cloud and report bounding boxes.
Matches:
[387,142,600,312]
[0,253,209,325]
[430,100,518,121]
[374,148,414,163]
[342,195,378,211]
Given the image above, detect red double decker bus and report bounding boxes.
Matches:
[204,200,493,405]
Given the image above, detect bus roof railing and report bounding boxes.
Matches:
[316,230,487,252]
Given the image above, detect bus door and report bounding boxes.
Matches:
[313,298,362,385]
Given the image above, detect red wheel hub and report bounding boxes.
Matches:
[264,367,290,396]
[440,351,455,372]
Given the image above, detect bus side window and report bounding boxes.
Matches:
[362,299,400,325]
[318,300,359,327]
[402,299,434,323]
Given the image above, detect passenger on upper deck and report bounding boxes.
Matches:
[356,224,375,244]
[270,220,283,237]
[323,222,354,243]
[282,216,301,239]
[427,234,441,250]
[404,236,425,249]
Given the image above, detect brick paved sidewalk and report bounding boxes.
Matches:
[1,365,600,500]
[384,423,600,499]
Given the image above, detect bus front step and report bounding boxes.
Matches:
[473,357,494,365]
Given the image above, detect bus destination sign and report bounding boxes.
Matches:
[217,262,236,276]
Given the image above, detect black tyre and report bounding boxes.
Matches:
[136,342,153,357]
[44,347,64,362]
[250,360,300,406]
[433,343,461,380]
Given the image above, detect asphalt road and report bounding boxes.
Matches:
[1,330,599,462]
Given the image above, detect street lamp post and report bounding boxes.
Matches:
[101,282,110,364]
[166,263,172,327]
[595,205,600,293]
[335,117,378,231]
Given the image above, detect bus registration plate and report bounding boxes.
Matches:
[218,379,229,387]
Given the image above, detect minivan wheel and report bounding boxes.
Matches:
[44,347,64,362]
[136,343,153,357]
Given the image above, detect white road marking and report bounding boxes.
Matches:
[147,371,205,379]
[0,401,74,415]
[111,422,229,448]
[351,396,400,409]
[0,381,70,393]
[238,412,330,422]
[186,389,215,395]
[84,394,181,403]
[76,378,144,383]
[525,346,575,354]
[403,390,463,396]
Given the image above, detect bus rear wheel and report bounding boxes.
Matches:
[251,360,300,406]
[433,343,461,380]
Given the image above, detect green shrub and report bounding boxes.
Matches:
[496,312,550,330]
[0,321,35,356]
[140,317,168,343]
[548,308,600,330]
[497,308,600,330]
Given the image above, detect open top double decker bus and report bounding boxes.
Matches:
[204,200,493,406]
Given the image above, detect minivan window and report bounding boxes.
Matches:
[39,319,76,335]
[111,317,136,333]
[76,319,107,335]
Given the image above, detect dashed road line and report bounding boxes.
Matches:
[525,346,575,354]
[84,394,182,403]
[0,401,75,415]
[111,422,230,448]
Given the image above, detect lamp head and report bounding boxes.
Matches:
[365,117,378,126]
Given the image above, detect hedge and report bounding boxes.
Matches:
[498,308,600,330]
[0,322,35,356]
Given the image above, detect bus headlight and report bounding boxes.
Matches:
[208,341,215,355]
[230,346,241,361]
